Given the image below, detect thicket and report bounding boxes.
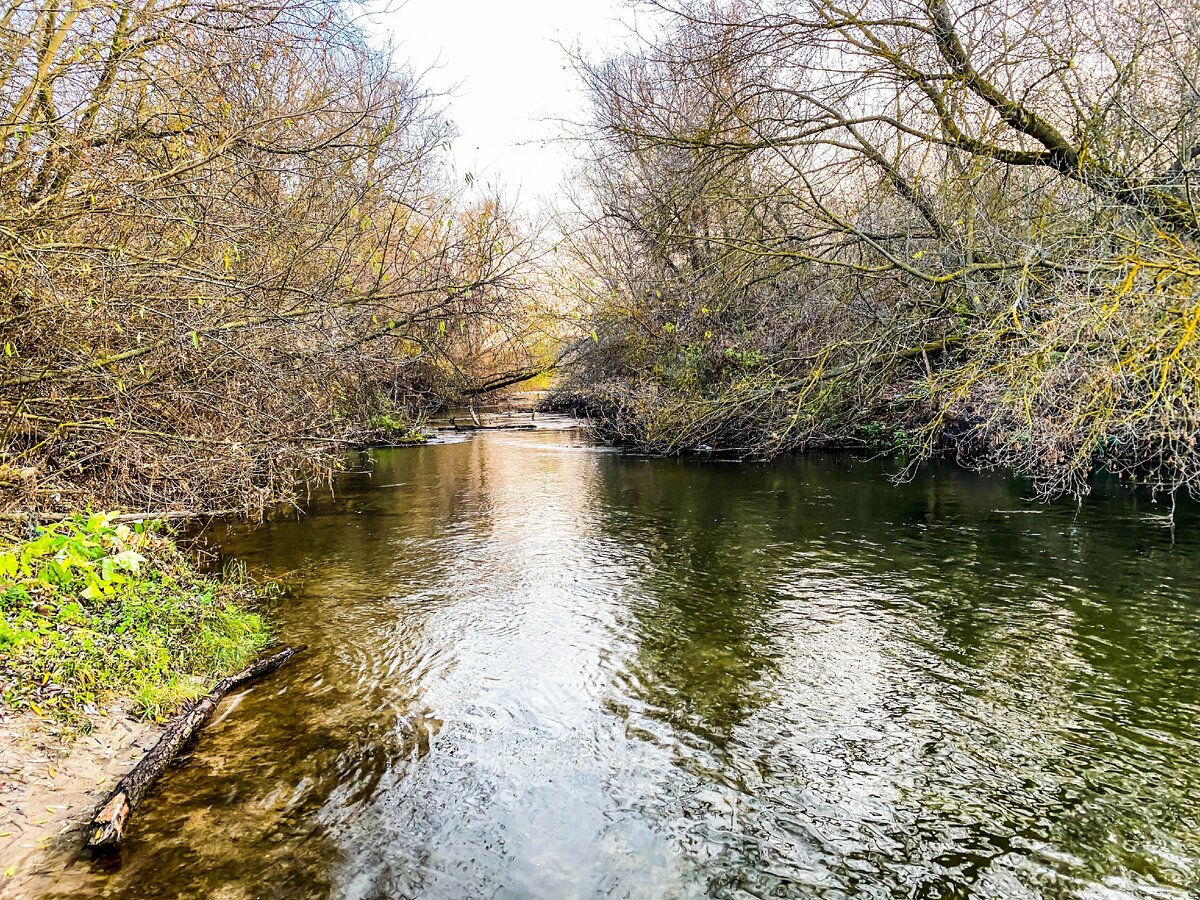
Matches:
[566,0,1200,498]
[0,0,553,515]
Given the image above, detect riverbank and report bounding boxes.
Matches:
[0,706,159,897]
[0,514,272,895]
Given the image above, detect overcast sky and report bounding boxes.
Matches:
[371,0,643,210]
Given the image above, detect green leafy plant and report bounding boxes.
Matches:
[0,514,271,723]
[0,512,147,601]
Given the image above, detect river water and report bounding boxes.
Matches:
[59,423,1200,898]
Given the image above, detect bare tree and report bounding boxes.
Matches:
[567,0,1200,498]
[0,0,549,514]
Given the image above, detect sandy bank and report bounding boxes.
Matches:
[0,709,160,899]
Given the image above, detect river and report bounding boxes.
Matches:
[55,422,1200,898]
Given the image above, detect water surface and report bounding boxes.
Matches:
[61,426,1200,898]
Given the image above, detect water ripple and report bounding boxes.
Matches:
[56,432,1200,900]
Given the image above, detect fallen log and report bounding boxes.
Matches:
[449,423,537,432]
[86,645,304,853]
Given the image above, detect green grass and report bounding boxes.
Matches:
[0,513,272,723]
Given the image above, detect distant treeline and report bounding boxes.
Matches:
[0,0,550,514]
[564,0,1200,498]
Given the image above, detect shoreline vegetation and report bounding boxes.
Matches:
[0,513,272,888]
[557,0,1200,503]
[0,514,271,725]
[6,0,1197,526]
[0,0,558,521]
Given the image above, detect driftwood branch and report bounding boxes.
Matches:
[460,341,585,398]
[86,645,304,853]
[449,423,537,432]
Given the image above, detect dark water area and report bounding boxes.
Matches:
[53,424,1200,898]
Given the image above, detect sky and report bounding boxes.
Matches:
[371,0,642,210]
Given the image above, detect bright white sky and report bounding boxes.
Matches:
[371,0,642,211]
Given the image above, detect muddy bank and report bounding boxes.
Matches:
[0,709,159,899]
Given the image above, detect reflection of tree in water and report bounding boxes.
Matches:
[60,442,1200,899]
[595,452,1200,897]
[211,440,502,599]
[858,468,1200,895]
[843,467,1200,895]
[592,457,792,748]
